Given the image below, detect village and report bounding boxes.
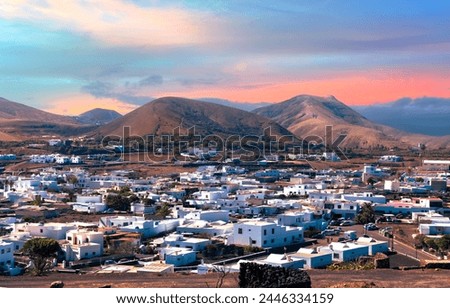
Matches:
[0,149,450,286]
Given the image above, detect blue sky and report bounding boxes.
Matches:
[1,0,450,114]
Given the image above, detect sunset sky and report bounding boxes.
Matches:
[1,0,450,115]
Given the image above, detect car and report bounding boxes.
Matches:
[364,223,379,230]
[340,220,354,226]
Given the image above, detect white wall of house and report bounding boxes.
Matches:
[118,219,182,239]
[419,223,450,235]
[292,248,333,269]
[72,203,107,213]
[162,234,210,251]
[342,192,386,204]
[229,221,303,248]
[319,242,369,262]
[184,210,229,222]
[356,237,389,255]
[161,248,197,267]
[13,223,77,240]
[0,241,14,270]
[63,230,104,261]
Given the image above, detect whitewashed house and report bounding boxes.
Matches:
[419,223,450,236]
[355,237,389,255]
[319,242,369,262]
[277,211,326,231]
[342,192,386,204]
[13,222,78,240]
[184,210,229,223]
[160,234,210,251]
[160,248,197,267]
[229,220,303,248]
[176,220,233,237]
[63,229,104,261]
[100,216,182,239]
[0,241,14,271]
[243,253,306,269]
[291,248,333,269]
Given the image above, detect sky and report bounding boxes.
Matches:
[1,0,450,115]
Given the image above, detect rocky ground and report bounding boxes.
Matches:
[1,268,450,288]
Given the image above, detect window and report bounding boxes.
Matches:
[252,240,256,244]
[15,245,19,250]
[263,240,267,245]
[40,229,43,233]
[271,239,274,243]
[93,252,96,256]
[67,236,72,241]
[263,230,267,236]
[238,228,243,234]
[333,253,339,259]
[1,249,4,254]
[271,228,275,234]
[6,248,11,253]
[84,252,88,256]
[337,205,341,209]
[350,206,354,210]
[284,237,287,242]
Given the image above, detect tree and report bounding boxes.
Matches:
[22,238,61,276]
[355,203,375,224]
[105,194,131,211]
[435,236,450,252]
[155,203,172,219]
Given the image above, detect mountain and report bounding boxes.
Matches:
[199,98,271,111]
[253,95,450,149]
[0,97,95,139]
[96,96,292,138]
[353,97,450,136]
[75,108,122,125]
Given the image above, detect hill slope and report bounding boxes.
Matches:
[253,95,450,149]
[76,108,122,125]
[0,97,95,139]
[96,97,292,138]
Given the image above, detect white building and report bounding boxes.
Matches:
[63,229,104,261]
[13,222,78,240]
[176,220,233,237]
[291,248,333,269]
[160,234,210,251]
[423,160,450,171]
[0,232,33,252]
[319,242,370,262]
[384,180,400,192]
[243,253,306,269]
[100,216,182,239]
[159,248,197,267]
[0,241,14,272]
[183,210,229,223]
[419,223,450,236]
[277,211,326,231]
[342,192,386,204]
[72,201,107,214]
[229,220,303,248]
[355,237,389,255]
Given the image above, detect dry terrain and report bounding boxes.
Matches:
[1,269,449,288]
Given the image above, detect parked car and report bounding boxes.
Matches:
[340,220,354,226]
[364,223,379,230]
